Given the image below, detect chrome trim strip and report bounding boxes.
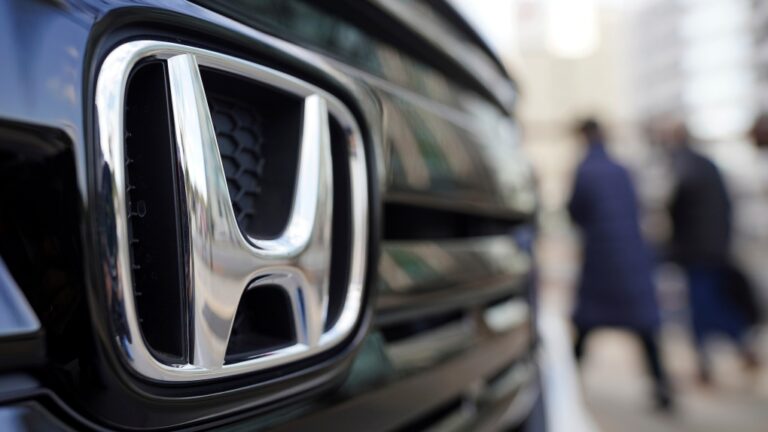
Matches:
[95,40,368,381]
[370,0,517,110]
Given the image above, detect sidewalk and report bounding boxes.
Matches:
[536,230,768,432]
[580,325,768,432]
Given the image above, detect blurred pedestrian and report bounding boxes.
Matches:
[664,120,759,383]
[752,113,768,191]
[568,119,673,410]
[750,113,768,150]
[751,112,768,196]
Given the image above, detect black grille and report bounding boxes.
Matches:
[225,284,297,363]
[209,96,266,234]
[124,61,188,362]
[200,68,303,240]
[0,121,84,367]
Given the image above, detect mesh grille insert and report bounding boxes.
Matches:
[201,68,303,239]
[209,96,266,233]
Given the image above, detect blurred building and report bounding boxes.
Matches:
[630,0,685,121]
[755,0,768,108]
[631,0,757,144]
[628,0,761,206]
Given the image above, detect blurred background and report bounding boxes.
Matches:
[451,0,768,431]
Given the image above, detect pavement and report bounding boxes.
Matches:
[536,228,768,432]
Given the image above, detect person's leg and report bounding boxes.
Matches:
[573,326,591,364]
[740,341,761,371]
[637,330,674,410]
[708,267,759,370]
[686,266,714,383]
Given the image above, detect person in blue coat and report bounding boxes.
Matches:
[568,119,672,410]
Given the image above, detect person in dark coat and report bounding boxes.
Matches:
[568,119,672,409]
[666,121,757,382]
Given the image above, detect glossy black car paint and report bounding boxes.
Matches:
[0,0,538,430]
